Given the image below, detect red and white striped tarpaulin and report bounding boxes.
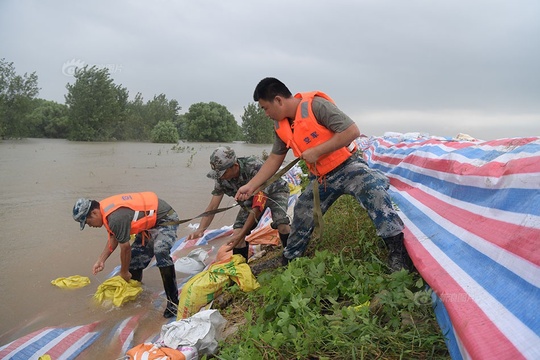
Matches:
[360,134,540,360]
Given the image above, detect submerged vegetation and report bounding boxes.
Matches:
[212,195,449,359]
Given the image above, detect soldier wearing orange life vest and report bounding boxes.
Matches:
[73,192,180,318]
[236,77,412,272]
[274,90,355,177]
[100,192,159,240]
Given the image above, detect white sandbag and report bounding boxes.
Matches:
[158,309,227,355]
[174,248,209,275]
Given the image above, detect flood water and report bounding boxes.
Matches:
[0,138,278,358]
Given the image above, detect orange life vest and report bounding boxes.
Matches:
[274,91,353,176]
[100,192,159,247]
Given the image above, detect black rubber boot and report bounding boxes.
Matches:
[233,246,249,261]
[129,269,143,282]
[159,265,179,319]
[279,232,289,248]
[383,232,413,272]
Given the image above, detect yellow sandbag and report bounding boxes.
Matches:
[93,275,142,307]
[177,255,260,320]
[289,183,302,195]
[38,355,52,360]
[209,253,259,292]
[51,275,91,289]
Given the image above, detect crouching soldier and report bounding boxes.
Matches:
[73,192,180,318]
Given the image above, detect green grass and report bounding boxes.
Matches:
[210,183,449,359]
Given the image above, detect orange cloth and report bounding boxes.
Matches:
[126,343,186,360]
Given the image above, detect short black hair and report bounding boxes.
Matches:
[253,77,292,102]
[89,200,100,211]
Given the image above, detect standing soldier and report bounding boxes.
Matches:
[236,77,412,272]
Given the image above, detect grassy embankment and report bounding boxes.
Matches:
[211,164,450,359]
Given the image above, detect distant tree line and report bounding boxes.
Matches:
[0,58,274,144]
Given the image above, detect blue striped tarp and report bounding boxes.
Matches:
[0,322,101,360]
[360,134,540,360]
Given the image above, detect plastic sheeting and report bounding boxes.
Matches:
[0,322,101,360]
[360,134,540,360]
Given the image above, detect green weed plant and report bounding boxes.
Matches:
[214,173,449,359]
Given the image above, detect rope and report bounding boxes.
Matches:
[257,157,301,192]
[158,203,240,226]
[310,162,324,245]
[160,157,302,227]
[311,177,324,244]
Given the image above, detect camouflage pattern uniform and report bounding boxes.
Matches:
[284,154,404,259]
[271,96,404,261]
[107,198,179,269]
[211,155,290,231]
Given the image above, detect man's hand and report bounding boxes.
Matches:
[301,147,321,164]
[187,230,204,240]
[224,236,245,252]
[92,261,105,275]
[119,270,132,282]
[223,242,235,252]
[236,184,257,202]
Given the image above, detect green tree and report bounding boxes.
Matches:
[0,58,40,139]
[151,120,179,143]
[122,93,181,141]
[241,102,274,144]
[27,99,69,138]
[182,102,240,142]
[175,113,187,140]
[146,94,180,128]
[123,92,147,140]
[65,66,128,141]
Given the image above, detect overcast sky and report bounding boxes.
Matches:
[2,0,539,140]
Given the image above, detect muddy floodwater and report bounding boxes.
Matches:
[0,138,277,358]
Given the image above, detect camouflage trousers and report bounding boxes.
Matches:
[129,210,179,269]
[283,155,404,260]
[233,187,291,230]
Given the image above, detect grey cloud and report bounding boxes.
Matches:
[1,0,539,140]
